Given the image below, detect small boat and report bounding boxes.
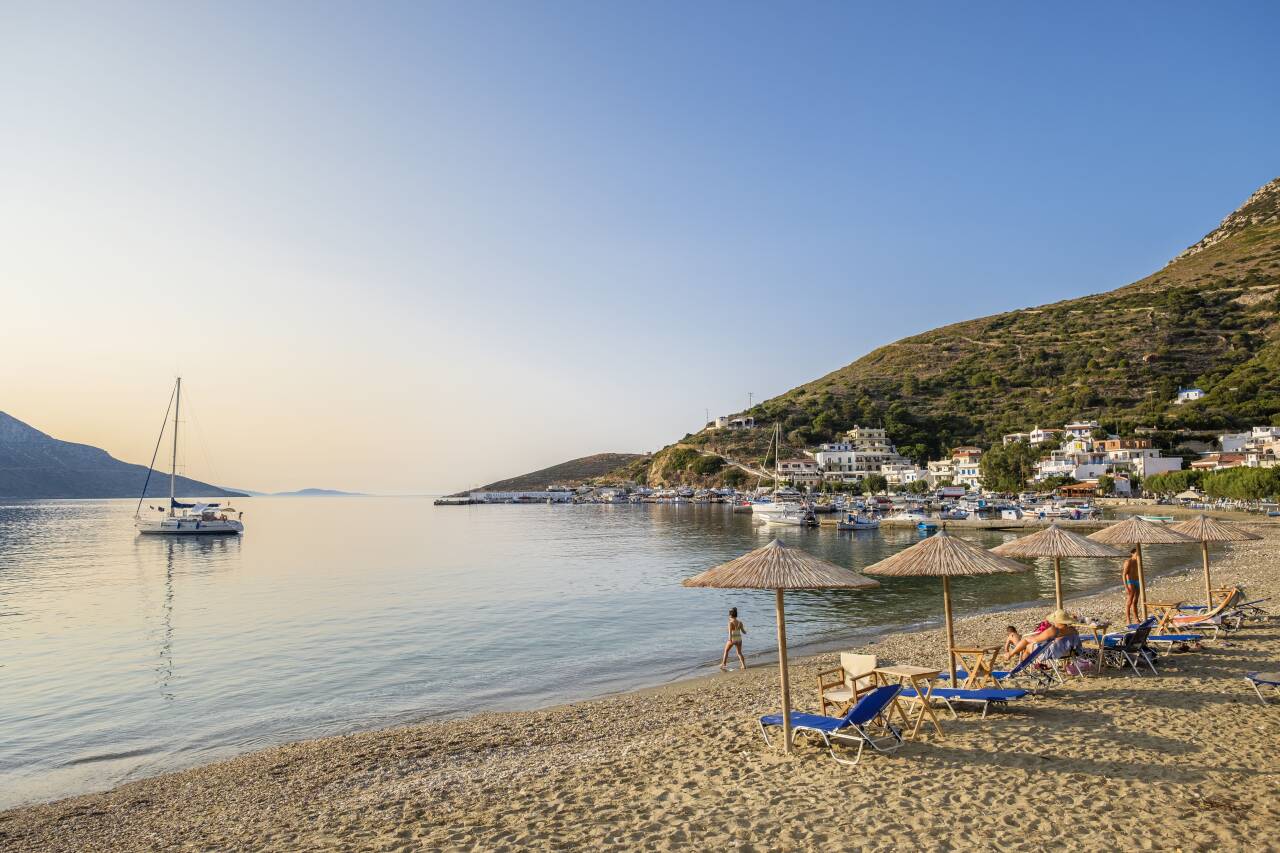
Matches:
[917,520,939,531]
[1138,514,1175,523]
[885,509,928,522]
[939,509,969,520]
[836,512,880,530]
[765,506,819,527]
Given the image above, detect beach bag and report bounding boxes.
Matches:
[1066,659,1093,676]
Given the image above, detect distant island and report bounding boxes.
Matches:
[454,453,645,495]
[270,488,367,497]
[0,411,244,500]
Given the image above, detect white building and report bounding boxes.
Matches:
[926,458,956,486]
[814,426,910,483]
[1063,420,1100,441]
[1174,387,1205,404]
[1029,426,1061,446]
[777,458,821,485]
[711,414,755,430]
[951,447,984,489]
[1003,432,1030,445]
[1220,432,1251,453]
[882,462,926,486]
[1251,425,1280,443]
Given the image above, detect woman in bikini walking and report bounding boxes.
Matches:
[720,607,747,671]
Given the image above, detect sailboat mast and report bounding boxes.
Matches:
[170,377,181,516]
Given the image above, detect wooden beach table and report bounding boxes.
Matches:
[872,665,944,741]
[949,646,1001,689]
[1073,621,1110,675]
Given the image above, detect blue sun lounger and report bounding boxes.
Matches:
[1245,672,1280,704]
[759,684,904,766]
[898,685,1029,719]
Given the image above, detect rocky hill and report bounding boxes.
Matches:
[0,411,244,499]
[461,453,646,494]
[633,177,1280,483]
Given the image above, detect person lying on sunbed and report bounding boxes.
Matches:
[1006,610,1077,661]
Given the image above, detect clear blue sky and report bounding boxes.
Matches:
[2,2,1277,492]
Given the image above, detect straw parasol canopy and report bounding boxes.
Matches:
[1169,514,1262,607]
[683,538,879,753]
[863,530,1029,683]
[991,523,1125,610]
[1089,516,1194,618]
[684,538,881,591]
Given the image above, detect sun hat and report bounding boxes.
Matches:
[1048,609,1072,627]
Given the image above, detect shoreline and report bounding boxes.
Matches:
[4,511,1278,849]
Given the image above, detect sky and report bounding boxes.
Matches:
[1,2,1278,494]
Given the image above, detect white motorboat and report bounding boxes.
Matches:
[884,509,928,522]
[764,505,818,526]
[134,378,244,535]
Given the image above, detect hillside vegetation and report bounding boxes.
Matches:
[636,178,1280,483]
[463,453,646,494]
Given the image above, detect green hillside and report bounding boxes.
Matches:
[639,177,1280,481]
[460,453,646,494]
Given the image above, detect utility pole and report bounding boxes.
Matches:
[748,392,754,410]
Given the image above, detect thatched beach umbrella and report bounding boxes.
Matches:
[862,530,1029,684]
[1169,514,1261,608]
[683,538,879,753]
[991,523,1125,611]
[1088,516,1194,618]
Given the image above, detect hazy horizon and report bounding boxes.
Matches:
[4,2,1278,493]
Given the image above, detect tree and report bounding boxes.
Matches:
[979,442,1041,493]
[865,474,888,494]
[908,479,930,495]
[1096,474,1115,496]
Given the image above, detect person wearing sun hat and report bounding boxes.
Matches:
[1008,608,1079,661]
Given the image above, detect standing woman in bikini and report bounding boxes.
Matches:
[720,607,747,671]
[1122,547,1141,624]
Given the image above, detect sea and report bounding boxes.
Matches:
[0,497,1199,808]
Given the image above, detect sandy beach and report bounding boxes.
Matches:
[3,515,1278,851]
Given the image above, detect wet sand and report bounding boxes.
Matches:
[3,519,1278,851]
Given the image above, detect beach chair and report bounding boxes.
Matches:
[1101,623,1157,675]
[898,685,1029,719]
[1244,672,1280,705]
[1147,588,1243,639]
[1038,634,1088,685]
[946,641,1054,692]
[816,653,878,716]
[759,684,904,766]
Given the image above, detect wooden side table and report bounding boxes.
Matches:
[873,665,945,741]
[950,646,999,689]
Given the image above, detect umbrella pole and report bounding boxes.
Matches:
[774,588,792,753]
[942,577,956,684]
[1202,541,1212,609]
[1053,555,1063,611]
[1136,544,1147,619]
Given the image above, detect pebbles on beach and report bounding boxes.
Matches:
[2,525,1278,851]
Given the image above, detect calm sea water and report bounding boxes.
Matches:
[0,497,1197,807]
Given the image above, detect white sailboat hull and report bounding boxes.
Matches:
[136,518,244,535]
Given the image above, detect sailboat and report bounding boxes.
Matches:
[134,378,244,535]
[752,423,817,527]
